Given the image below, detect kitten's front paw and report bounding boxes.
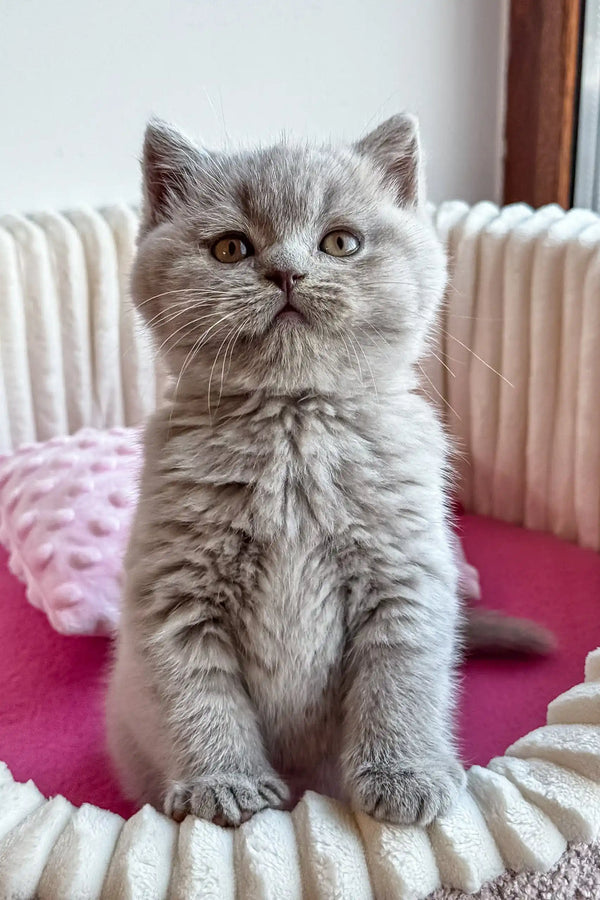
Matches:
[348,757,465,826]
[164,771,290,826]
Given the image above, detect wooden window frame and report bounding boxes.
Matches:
[503,0,584,208]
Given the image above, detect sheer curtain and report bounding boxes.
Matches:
[574,0,600,210]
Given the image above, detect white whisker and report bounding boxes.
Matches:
[217,320,248,413]
[136,288,204,310]
[338,334,354,372]
[347,334,364,383]
[417,364,462,421]
[360,323,393,349]
[155,311,230,356]
[444,333,513,386]
[428,349,456,379]
[352,335,378,403]
[208,323,241,419]
[167,312,239,431]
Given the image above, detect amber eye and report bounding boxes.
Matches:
[319,230,360,257]
[211,234,254,263]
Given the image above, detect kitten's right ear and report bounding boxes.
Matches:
[140,119,204,232]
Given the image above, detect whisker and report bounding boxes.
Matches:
[352,335,378,403]
[417,364,462,422]
[444,333,513,387]
[362,280,418,289]
[168,313,239,428]
[143,305,192,332]
[122,303,222,365]
[224,320,247,381]
[358,323,394,350]
[346,334,364,384]
[217,320,248,413]
[208,323,241,419]
[120,305,199,365]
[135,288,205,310]
[445,313,502,322]
[428,349,456,379]
[172,314,236,390]
[155,311,230,356]
[338,334,354,373]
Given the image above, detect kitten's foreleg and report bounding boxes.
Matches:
[341,583,465,825]
[145,611,289,825]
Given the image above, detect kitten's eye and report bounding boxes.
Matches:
[319,230,360,257]
[211,234,254,263]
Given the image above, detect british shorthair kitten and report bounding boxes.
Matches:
[106,115,549,828]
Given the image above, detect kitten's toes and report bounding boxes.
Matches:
[348,757,465,826]
[164,771,290,826]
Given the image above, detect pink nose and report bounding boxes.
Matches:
[265,270,305,295]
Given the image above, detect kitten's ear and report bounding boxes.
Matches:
[355,113,424,208]
[140,118,204,232]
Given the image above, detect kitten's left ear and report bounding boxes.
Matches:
[355,113,424,208]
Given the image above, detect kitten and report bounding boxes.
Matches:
[106,115,534,829]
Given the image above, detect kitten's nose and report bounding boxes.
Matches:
[264,270,305,295]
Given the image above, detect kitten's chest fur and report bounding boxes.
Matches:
[203,397,364,762]
[145,392,439,775]
[240,534,346,772]
[170,393,380,541]
[161,396,383,762]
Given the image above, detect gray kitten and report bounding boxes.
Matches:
[107,114,469,828]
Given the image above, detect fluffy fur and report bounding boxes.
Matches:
[106,114,467,827]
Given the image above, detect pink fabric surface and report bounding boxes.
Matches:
[457,514,600,765]
[0,428,142,637]
[0,514,599,818]
[0,543,135,819]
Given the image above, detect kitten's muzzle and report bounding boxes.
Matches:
[274,298,306,323]
[266,269,308,323]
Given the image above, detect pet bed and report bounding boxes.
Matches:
[0,200,599,898]
[2,650,600,898]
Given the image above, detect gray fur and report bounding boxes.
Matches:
[106,114,466,826]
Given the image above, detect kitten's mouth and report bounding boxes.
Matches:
[274,302,306,325]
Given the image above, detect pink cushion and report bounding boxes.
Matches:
[0,514,599,817]
[0,428,142,635]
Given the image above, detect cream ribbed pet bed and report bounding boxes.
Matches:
[0,201,599,898]
[1,651,600,898]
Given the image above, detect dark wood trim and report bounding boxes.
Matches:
[503,0,583,208]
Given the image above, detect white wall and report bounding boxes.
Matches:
[0,0,507,214]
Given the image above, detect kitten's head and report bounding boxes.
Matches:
[132,115,446,398]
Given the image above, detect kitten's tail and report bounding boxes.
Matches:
[463,608,556,657]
